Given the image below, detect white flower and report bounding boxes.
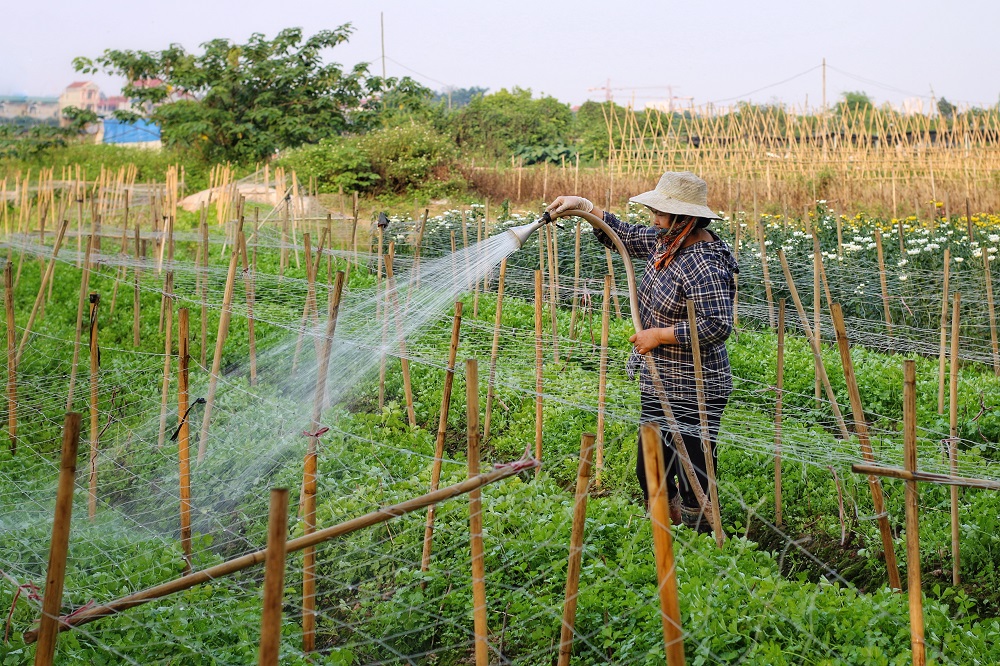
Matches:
[973,249,983,258]
[897,259,909,267]
[989,247,998,254]
[990,234,999,243]
[907,248,920,255]
[867,242,877,249]
[899,275,908,281]
[954,257,964,263]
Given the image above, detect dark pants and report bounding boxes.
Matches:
[636,392,728,507]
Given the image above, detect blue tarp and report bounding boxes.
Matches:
[102,118,160,144]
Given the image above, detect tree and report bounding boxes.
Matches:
[836,91,874,115]
[432,87,488,110]
[73,26,426,163]
[448,87,572,159]
[937,97,955,119]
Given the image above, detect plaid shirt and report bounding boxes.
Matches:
[594,212,738,401]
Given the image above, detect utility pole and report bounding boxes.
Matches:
[821,58,826,111]
[381,12,386,79]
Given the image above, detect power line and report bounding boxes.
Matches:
[706,65,823,104]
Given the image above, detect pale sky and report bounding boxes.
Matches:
[4,0,998,111]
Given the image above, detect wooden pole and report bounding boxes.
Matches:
[302,271,345,654]
[569,220,582,339]
[383,247,417,428]
[66,237,93,411]
[937,248,951,414]
[156,290,174,448]
[605,248,622,318]
[32,412,81,666]
[199,215,208,366]
[595,275,611,486]
[983,249,1000,375]
[133,224,141,349]
[466,359,489,666]
[777,250,850,440]
[178,309,192,574]
[557,432,595,666]
[5,261,17,454]
[198,216,245,462]
[420,302,463,576]
[24,463,532,642]
[546,225,560,363]
[240,229,258,385]
[774,299,784,526]
[640,424,686,666]
[87,293,100,521]
[686,300,725,544]
[257,488,289,666]
[903,359,926,666]
[948,292,961,586]
[874,231,894,337]
[484,261,505,442]
[830,303,902,590]
[534,270,544,475]
[15,220,67,365]
[759,219,775,329]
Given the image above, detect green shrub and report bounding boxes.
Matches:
[280,138,380,193]
[356,121,456,192]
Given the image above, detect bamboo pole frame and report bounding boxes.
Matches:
[302,271,345,653]
[595,275,611,486]
[5,261,16,454]
[640,424,685,666]
[87,292,100,521]
[830,303,902,590]
[937,248,951,414]
[534,270,544,475]
[557,432,595,666]
[420,302,463,576]
[177,309,192,574]
[484,261,505,442]
[777,249,850,440]
[15,220,67,365]
[24,462,534,642]
[383,246,417,427]
[257,488,289,666]
[33,413,82,666]
[686,299,725,544]
[948,293,961,586]
[902,359,926,666]
[466,359,490,666]
[198,215,245,462]
[774,299,784,526]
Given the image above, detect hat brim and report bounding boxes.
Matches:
[629,191,722,220]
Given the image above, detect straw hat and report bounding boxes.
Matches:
[629,171,722,220]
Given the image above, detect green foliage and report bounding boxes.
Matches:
[73,27,429,164]
[450,87,573,159]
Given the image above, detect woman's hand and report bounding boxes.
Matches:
[546,196,594,215]
[629,327,677,354]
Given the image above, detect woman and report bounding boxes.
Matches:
[547,171,738,531]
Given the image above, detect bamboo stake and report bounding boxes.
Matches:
[483,260,506,442]
[595,275,611,486]
[383,247,417,427]
[874,231,894,337]
[466,359,489,666]
[813,234,822,407]
[983,249,999,375]
[686,300,725,545]
[830,303,902,590]
[156,289,174,448]
[32,412,81,666]
[774,299,784,526]
[557,432,595,666]
[257,488,289,666]
[777,250,850,440]
[198,216,245,462]
[758,218,775,329]
[87,292,100,521]
[605,248,622,318]
[902,359,926,666]
[302,271,345,654]
[240,230,257,385]
[132,225,141,348]
[178,309,192,575]
[534,270,544,475]
[420,302,463,577]
[948,292,961,586]
[546,225,560,363]
[569,220,582,339]
[640,424,685,666]
[199,213,208,366]
[4,262,16,454]
[15,220,67,365]
[937,248,951,414]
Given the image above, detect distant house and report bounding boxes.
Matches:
[95,118,162,149]
[58,81,102,122]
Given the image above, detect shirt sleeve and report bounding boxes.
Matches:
[592,211,658,258]
[672,254,735,347]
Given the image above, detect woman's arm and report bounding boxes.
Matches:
[592,211,658,258]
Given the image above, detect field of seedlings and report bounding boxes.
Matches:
[2,162,1000,666]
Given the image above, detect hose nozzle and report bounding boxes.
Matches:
[507,211,556,249]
